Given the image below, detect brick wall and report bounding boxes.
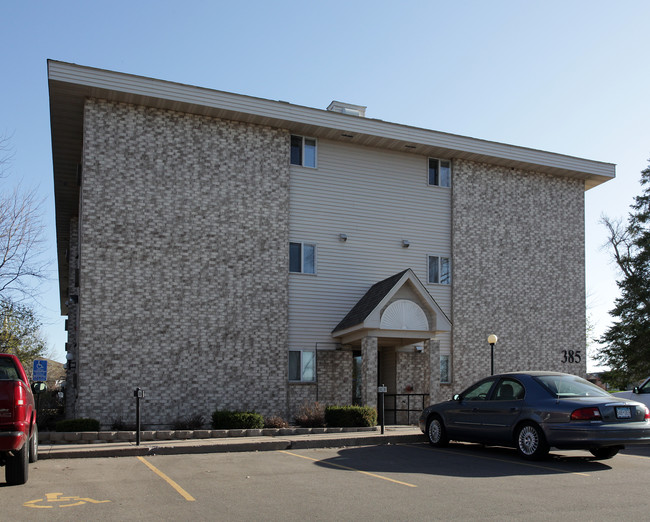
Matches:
[451,159,586,393]
[76,99,290,427]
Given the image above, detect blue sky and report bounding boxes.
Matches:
[1,1,649,369]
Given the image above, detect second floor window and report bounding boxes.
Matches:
[428,255,450,285]
[290,242,316,274]
[291,135,317,168]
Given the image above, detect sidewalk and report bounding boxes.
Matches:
[38,426,425,460]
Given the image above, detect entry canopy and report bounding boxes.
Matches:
[331,269,452,346]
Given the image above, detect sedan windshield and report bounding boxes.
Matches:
[534,374,611,398]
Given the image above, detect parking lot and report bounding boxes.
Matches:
[2,443,650,520]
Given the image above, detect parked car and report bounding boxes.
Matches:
[612,377,650,409]
[0,354,38,485]
[419,371,650,460]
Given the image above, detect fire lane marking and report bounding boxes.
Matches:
[280,450,417,488]
[137,456,196,501]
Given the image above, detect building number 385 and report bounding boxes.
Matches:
[561,350,582,363]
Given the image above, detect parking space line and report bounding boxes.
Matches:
[137,456,196,501]
[280,450,417,488]
[402,443,591,477]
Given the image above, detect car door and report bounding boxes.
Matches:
[445,377,498,442]
[476,377,526,443]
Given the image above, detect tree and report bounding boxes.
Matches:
[598,160,650,388]
[0,134,47,299]
[0,297,47,372]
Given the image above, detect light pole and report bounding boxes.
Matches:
[487,334,498,375]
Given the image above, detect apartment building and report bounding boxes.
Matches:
[48,61,614,427]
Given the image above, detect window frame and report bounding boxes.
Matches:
[428,158,451,188]
[290,135,317,168]
[289,349,316,382]
[427,255,451,285]
[289,241,317,275]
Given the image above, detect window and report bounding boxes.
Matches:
[290,242,316,274]
[428,158,451,187]
[494,378,525,400]
[428,255,450,284]
[440,355,450,384]
[290,135,317,168]
[462,378,497,401]
[289,350,315,382]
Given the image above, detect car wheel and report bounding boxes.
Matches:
[515,422,549,460]
[29,424,38,463]
[589,446,620,460]
[427,415,449,447]
[5,440,29,485]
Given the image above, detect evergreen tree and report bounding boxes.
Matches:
[598,160,650,388]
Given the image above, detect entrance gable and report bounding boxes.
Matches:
[332,269,451,345]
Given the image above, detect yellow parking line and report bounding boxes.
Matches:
[137,456,196,501]
[280,450,417,488]
[403,443,591,477]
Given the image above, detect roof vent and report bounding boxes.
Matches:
[327,101,366,117]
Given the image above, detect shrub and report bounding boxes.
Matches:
[325,405,377,427]
[55,418,101,432]
[111,417,135,431]
[294,402,325,428]
[172,414,205,430]
[211,410,264,429]
[264,415,289,429]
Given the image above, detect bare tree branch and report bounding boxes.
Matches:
[600,214,635,279]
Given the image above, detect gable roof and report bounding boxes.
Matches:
[333,270,409,333]
[331,269,452,343]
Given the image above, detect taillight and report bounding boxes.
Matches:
[644,407,650,421]
[14,381,26,419]
[571,407,602,420]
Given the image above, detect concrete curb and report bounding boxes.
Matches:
[39,426,377,444]
[38,429,425,460]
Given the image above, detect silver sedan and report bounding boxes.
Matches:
[419,371,650,460]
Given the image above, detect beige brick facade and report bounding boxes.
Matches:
[451,159,586,393]
[76,99,290,427]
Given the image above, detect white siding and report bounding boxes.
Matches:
[289,139,452,355]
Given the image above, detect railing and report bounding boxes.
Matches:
[381,393,429,425]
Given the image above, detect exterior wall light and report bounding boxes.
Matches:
[339,233,348,242]
[487,334,498,375]
[402,240,410,248]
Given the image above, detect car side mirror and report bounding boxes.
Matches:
[633,386,640,394]
[453,394,461,401]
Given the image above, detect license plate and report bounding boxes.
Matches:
[616,407,632,419]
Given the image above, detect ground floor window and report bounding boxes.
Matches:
[289,350,315,382]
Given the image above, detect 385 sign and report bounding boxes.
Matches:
[560,350,582,364]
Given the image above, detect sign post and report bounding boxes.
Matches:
[377,385,387,434]
[134,388,145,446]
